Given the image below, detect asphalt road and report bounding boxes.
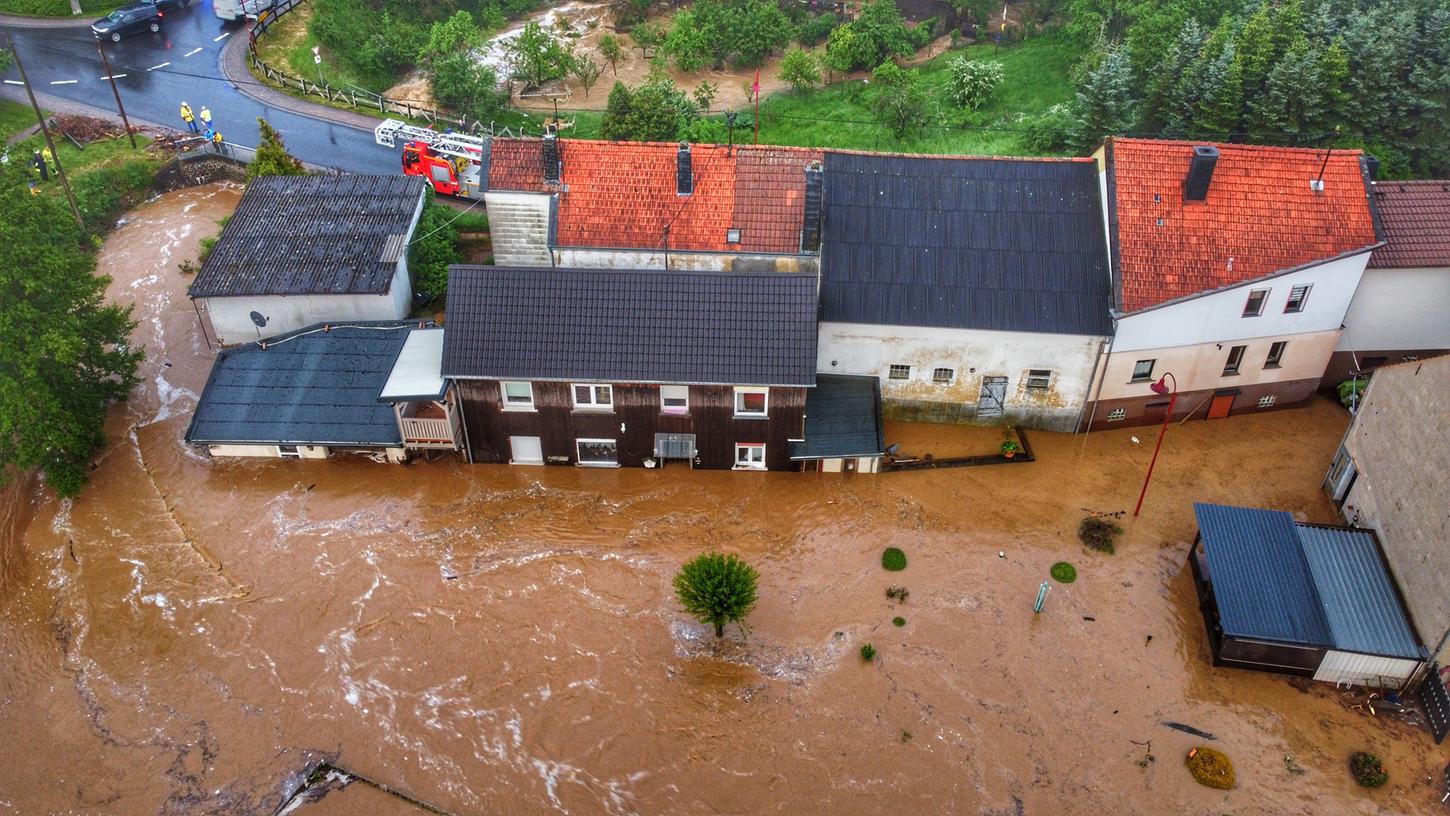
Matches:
[0,0,399,173]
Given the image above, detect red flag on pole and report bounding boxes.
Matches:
[753,68,760,144]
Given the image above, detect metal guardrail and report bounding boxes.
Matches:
[246,0,521,137]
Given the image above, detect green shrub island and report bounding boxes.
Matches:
[1185,746,1235,790]
[1050,562,1077,583]
[1350,752,1388,787]
[1078,517,1122,554]
[892,616,906,627]
[882,547,908,571]
[860,643,877,661]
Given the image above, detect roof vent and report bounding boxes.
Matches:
[1183,145,1219,202]
[542,131,561,184]
[676,142,692,196]
[800,161,824,252]
[1309,178,1325,193]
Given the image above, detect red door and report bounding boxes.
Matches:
[1207,394,1234,420]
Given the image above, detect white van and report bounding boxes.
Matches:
[214,0,273,21]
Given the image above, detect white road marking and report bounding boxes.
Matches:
[148,62,170,71]
[184,47,203,57]
[49,80,78,85]
[102,74,128,80]
[212,32,230,41]
[3,80,25,86]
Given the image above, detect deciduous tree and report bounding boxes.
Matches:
[674,552,759,638]
[572,55,604,98]
[779,47,822,91]
[598,33,624,76]
[505,21,576,90]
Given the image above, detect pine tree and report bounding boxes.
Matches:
[249,118,305,178]
[1072,45,1137,150]
[1195,38,1243,136]
[1249,37,1323,143]
[1234,3,1277,106]
[1142,18,1206,132]
[600,81,634,140]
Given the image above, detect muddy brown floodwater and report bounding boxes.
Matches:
[2,185,1445,816]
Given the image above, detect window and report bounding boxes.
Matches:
[572,384,613,410]
[1026,369,1052,389]
[734,443,766,470]
[1265,341,1287,368]
[932,367,954,384]
[1243,288,1269,317]
[1257,395,1277,408]
[1284,284,1311,313]
[888,364,911,380]
[660,385,689,414]
[734,387,769,417]
[1223,345,1246,375]
[1107,408,1127,421]
[575,439,618,466]
[1131,359,1156,382]
[501,381,534,410]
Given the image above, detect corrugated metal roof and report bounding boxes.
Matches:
[1297,525,1424,659]
[185,322,416,447]
[188,175,427,298]
[1194,503,1333,646]
[790,374,883,460]
[818,152,1112,336]
[441,266,818,386]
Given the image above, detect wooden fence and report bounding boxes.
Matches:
[247,0,521,137]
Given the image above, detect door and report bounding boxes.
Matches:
[977,376,1007,419]
[509,436,543,465]
[1207,393,1235,420]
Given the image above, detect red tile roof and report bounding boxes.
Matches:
[487,138,821,254]
[1109,138,1380,313]
[1368,180,1450,269]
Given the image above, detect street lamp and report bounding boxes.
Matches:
[1132,372,1177,517]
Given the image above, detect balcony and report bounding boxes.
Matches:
[395,400,459,450]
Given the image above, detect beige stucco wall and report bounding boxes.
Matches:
[1340,355,1450,661]
[1096,328,1341,402]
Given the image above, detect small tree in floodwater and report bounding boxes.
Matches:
[674,552,758,638]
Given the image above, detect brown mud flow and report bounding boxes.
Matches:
[1,186,1443,815]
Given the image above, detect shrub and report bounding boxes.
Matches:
[797,11,838,46]
[1350,752,1387,787]
[1050,562,1076,583]
[71,158,158,234]
[860,643,876,661]
[892,616,906,627]
[408,198,462,304]
[882,547,907,571]
[1023,102,1076,153]
[1185,746,1235,790]
[947,56,1004,109]
[1078,517,1121,554]
[780,47,822,91]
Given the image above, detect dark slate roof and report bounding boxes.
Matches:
[1195,503,1333,647]
[442,266,818,386]
[1195,504,1423,657]
[1298,525,1424,659]
[819,152,1112,335]
[188,175,427,298]
[185,322,418,447]
[790,375,883,459]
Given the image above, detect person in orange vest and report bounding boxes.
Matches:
[179,101,197,133]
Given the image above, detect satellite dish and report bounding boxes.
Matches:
[249,311,268,328]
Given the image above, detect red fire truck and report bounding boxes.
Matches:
[375,119,488,200]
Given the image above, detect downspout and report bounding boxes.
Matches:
[1077,317,1118,437]
[453,383,476,464]
[192,297,214,351]
[1073,335,1109,434]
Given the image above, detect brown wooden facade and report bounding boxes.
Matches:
[455,380,807,470]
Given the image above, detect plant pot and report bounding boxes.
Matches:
[1003,451,1015,459]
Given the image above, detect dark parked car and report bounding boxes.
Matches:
[91,4,162,42]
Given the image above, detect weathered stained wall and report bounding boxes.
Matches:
[455,380,806,471]
[484,191,552,266]
[816,322,1103,431]
[198,285,409,347]
[1339,356,1450,661]
[552,248,818,275]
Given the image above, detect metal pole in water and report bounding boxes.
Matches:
[1033,581,1049,613]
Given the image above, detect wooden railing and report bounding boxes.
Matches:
[400,416,453,443]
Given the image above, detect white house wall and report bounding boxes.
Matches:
[484,191,552,266]
[1312,650,1420,687]
[818,322,1103,431]
[1094,329,1342,403]
[1336,266,1450,352]
[202,291,407,346]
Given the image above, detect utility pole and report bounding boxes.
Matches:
[6,35,84,231]
[95,40,137,149]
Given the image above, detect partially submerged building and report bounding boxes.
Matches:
[187,175,428,346]
[185,321,461,460]
[815,152,1112,432]
[441,265,825,470]
[1189,503,1425,688]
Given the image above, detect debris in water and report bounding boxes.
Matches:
[1145,634,1154,646]
[1161,721,1216,740]
[1131,436,1141,444]
[1284,755,1305,775]
[998,551,1005,558]
[1083,616,1095,621]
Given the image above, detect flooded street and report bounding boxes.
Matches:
[2,185,1444,815]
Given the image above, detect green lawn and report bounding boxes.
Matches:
[253,2,379,95]
[0,0,125,15]
[742,35,1075,156]
[0,99,39,140]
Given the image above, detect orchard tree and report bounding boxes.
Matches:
[632,22,665,60]
[0,166,142,496]
[871,61,930,138]
[506,21,576,90]
[674,552,759,638]
[249,118,306,178]
[598,33,623,76]
[572,55,604,98]
[779,47,822,91]
[419,12,508,123]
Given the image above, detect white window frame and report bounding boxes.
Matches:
[1223,345,1246,375]
[1242,288,1269,317]
[500,381,535,411]
[1131,359,1155,382]
[1026,369,1052,389]
[888,364,911,380]
[734,443,766,470]
[932,367,954,384]
[1284,283,1311,313]
[734,387,769,418]
[575,438,618,467]
[572,383,613,411]
[660,384,689,415]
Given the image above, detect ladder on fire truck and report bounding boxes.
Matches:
[374,119,487,156]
